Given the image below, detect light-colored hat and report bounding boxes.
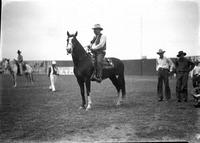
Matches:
[92,24,103,30]
[177,51,186,57]
[52,61,56,65]
[157,49,165,54]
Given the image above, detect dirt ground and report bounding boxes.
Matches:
[0,74,200,143]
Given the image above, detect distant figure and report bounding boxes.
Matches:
[191,60,200,88]
[174,51,195,102]
[88,24,106,83]
[17,50,23,75]
[48,61,59,92]
[156,49,175,101]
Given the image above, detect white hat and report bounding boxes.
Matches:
[52,61,56,64]
[92,24,103,30]
[157,49,165,54]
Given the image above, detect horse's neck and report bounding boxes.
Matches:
[72,39,91,65]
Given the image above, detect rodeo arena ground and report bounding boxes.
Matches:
[0,58,200,143]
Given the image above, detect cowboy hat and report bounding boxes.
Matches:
[177,51,186,57]
[157,49,165,54]
[92,24,103,30]
[17,50,21,53]
[52,61,56,65]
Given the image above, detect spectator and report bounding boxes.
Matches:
[156,49,175,101]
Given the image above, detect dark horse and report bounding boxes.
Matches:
[66,31,126,110]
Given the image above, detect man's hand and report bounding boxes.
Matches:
[87,45,91,50]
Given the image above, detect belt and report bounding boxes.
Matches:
[177,71,188,73]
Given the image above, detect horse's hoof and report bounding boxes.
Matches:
[116,102,121,106]
[86,105,91,111]
[79,106,85,110]
[116,100,122,106]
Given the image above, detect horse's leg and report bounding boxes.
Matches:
[30,73,34,84]
[109,75,121,105]
[77,79,86,109]
[25,73,28,86]
[13,73,17,88]
[85,80,92,110]
[118,73,126,98]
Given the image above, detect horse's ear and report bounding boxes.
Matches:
[67,31,70,37]
[75,31,78,37]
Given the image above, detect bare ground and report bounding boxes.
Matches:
[0,74,200,143]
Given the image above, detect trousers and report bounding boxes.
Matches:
[176,72,189,101]
[94,52,105,78]
[157,68,171,100]
[49,75,57,91]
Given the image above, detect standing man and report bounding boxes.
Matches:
[156,49,175,101]
[175,51,195,102]
[48,61,59,92]
[88,24,106,83]
[17,50,23,75]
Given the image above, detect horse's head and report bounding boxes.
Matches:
[2,58,10,70]
[66,31,78,55]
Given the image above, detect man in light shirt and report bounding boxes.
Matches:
[156,49,175,101]
[48,61,59,92]
[191,60,200,88]
[88,24,106,83]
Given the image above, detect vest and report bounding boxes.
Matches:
[91,34,106,52]
[48,66,58,76]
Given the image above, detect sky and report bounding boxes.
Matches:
[1,0,200,60]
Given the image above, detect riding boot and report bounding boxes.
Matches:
[91,69,102,83]
[95,69,102,83]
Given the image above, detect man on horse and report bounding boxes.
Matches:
[88,24,106,82]
[17,50,24,75]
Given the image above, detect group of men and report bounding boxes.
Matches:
[156,49,200,106]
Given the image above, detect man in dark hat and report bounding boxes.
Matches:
[156,49,175,101]
[174,51,195,102]
[88,24,106,83]
[17,50,23,75]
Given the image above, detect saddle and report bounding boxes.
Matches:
[102,58,114,69]
[89,53,114,69]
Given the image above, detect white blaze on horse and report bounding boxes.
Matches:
[2,58,34,87]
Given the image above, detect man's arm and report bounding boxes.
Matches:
[48,67,51,77]
[167,58,175,72]
[92,35,106,50]
[156,59,159,71]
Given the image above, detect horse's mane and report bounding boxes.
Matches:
[72,37,87,54]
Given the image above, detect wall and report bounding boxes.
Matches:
[24,56,199,75]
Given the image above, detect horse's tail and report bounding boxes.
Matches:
[118,64,126,98]
[112,58,126,98]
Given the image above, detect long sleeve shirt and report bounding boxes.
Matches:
[156,57,174,72]
[91,34,106,51]
[17,55,23,63]
[191,65,200,78]
[175,57,195,73]
[48,65,58,77]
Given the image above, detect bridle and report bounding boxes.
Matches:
[66,36,73,55]
[66,31,78,55]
